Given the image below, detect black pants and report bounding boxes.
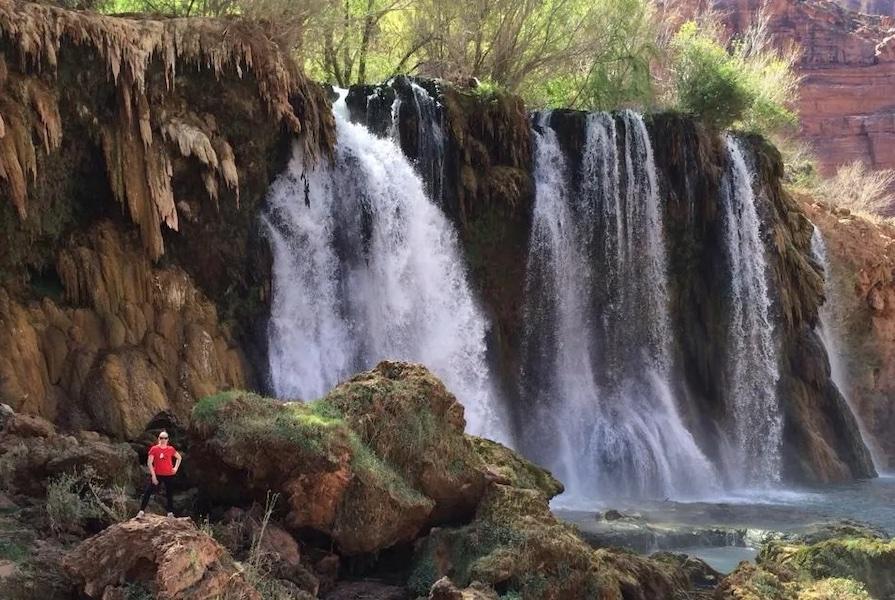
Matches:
[140,475,175,513]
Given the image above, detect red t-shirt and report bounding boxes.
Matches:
[148,444,177,476]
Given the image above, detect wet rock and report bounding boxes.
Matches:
[63,514,260,599]
[651,552,721,589]
[604,509,624,521]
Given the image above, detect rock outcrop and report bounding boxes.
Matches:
[0,223,248,438]
[189,362,492,555]
[803,199,895,469]
[0,2,336,437]
[0,406,136,496]
[409,484,689,599]
[63,515,260,599]
[717,528,895,600]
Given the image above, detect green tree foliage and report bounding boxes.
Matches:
[668,18,799,133]
[90,0,799,135]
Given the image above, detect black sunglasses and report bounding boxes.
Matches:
[158,435,169,439]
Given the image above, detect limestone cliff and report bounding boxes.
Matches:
[0,2,335,437]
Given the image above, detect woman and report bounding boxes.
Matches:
[136,430,182,517]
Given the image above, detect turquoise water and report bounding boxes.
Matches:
[556,475,895,574]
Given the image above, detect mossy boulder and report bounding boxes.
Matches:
[717,534,893,600]
[469,436,563,499]
[409,484,687,600]
[189,361,495,555]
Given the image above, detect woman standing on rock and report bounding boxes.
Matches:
[136,430,182,517]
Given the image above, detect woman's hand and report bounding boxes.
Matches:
[152,475,159,485]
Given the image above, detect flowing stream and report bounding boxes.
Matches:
[263,96,503,438]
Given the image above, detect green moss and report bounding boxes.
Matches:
[192,390,243,423]
[797,578,870,600]
[470,436,563,498]
[0,539,28,563]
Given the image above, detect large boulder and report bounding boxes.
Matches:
[408,484,688,600]
[63,515,260,599]
[189,362,492,555]
[717,532,893,600]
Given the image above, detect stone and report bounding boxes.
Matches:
[604,509,624,521]
[190,362,498,555]
[0,407,137,496]
[428,578,497,600]
[409,484,688,600]
[325,581,411,600]
[63,514,260,599]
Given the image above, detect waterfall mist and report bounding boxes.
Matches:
[519,112,719,500]
[263,107,504,439]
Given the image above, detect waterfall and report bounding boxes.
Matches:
[720,136,782,486]
[263,101,503,439]
[811,227,882,468]
[520,111,718,500]
[399,83,445,204]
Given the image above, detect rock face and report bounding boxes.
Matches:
[189,362,491,555]
[0,2,336,439]
[803,200,895,469]
[0,223,248,438]
[708,0,895,174]
[63,515,260,599]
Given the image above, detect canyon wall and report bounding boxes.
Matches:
[707,0,895,174]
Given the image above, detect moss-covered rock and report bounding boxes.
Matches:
[190,361,497,555]
[409,484,687,600]
[469,436,563,499]
[717,534,893,600]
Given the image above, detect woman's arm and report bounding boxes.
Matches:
[173,451,182,474]
[148,454,157,484]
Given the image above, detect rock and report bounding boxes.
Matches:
[604,509,624,521]
[0,407,137,496]
[428,577,497,600]
[63,514,260,599]
[409,484,688,600]
[0,224,249,439]
[325,580,410,600]
[190,362,496,555]
[717,532,895,600]
[651,552,721,589]
[324,362,488,523]
[469,437,563,499]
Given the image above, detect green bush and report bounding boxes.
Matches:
[669,20,798,134]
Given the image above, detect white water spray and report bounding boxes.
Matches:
[521,112,718,500]
[263,101,503,439]
[720,136,782,486]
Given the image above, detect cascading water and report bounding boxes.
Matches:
[520,111,718,500]
[263,96,503,439]
[399,83,445,204]
[811,227,882,468]
[720,136,782,486]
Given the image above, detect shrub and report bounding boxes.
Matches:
[820,162,895,218]
[46,472,97,534]
[668,15,799,135]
